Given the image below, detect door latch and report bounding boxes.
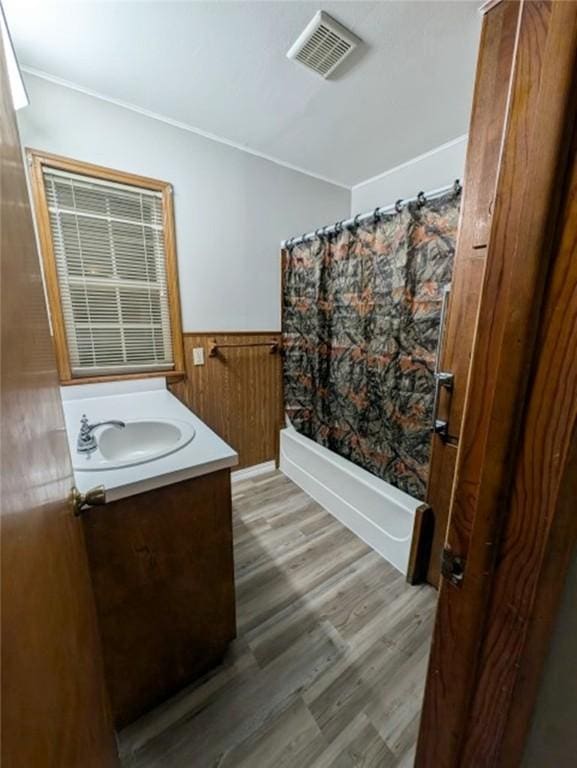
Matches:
[433,418,449,439]
[431,372,454,442]
[441,547,466,586]
[436,371,454,390]
[70,485,106,516]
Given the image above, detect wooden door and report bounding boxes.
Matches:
[0,38,119,768]
[416,1,577,765]
[425,0,520,585]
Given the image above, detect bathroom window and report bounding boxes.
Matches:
[28,151,184,383]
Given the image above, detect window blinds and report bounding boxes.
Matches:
[43,168,174,377]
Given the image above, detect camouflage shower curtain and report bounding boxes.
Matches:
[282,189,461,499]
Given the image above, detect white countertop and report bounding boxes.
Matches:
[61,378,238,501]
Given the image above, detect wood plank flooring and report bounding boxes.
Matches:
[118,471,436,768]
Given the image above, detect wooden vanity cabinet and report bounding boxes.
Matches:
[82,468,236,728]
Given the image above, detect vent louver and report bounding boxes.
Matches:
[287,11,361,78]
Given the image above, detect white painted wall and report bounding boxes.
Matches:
[18,74,350,332]
[351,135,468,214]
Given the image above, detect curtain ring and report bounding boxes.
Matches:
[372,207,381,222]
[454,178,462,195]
[395,199,403,213]
[417,191,427,207]
[315,227,324,239]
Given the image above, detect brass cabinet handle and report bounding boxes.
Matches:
[70,485,106,516]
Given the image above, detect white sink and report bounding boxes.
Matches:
[73,418,196,471]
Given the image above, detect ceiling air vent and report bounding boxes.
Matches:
[287,11,361,79]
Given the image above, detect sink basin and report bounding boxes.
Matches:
[73,419,196,470]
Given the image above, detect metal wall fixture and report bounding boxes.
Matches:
[282,179,462,249]
[208,339,280,357]
[431,284,455,441]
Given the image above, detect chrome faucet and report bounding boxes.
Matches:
[77,414,126,453]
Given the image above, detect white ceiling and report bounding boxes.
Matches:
[5,1,481,188]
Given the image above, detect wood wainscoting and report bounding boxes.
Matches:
[170,332,283,469]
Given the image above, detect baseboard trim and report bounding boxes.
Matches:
[231,460,277,482]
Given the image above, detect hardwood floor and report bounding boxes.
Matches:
[118,471,436,768]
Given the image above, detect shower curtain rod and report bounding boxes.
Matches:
[281,179,461,248]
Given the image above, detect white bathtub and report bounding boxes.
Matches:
[280,426,421,574]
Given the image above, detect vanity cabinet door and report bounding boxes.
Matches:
[0,37,118,768]
[82,469,237,728]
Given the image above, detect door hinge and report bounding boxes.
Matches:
[441,547,466,586]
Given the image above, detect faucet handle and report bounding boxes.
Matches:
[80,414,90,433]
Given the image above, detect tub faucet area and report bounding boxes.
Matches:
[77,414,126,453]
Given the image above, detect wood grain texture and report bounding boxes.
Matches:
[82,469,236,728]
[480,0,507,15]
[406,504,434,586]
[59,370,186,386]
[26,148,185,384]
[426,0,520,585]
[27,149,73,380]
[27,147,176,190]
[424,441,457,581]
[161,184,185,375]
[170,332,283,469]
[417,1,577,765]
[118,471,436,767]
[463,134,577,766]
[0,41,118,768]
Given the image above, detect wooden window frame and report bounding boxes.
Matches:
[27,149,185,385]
